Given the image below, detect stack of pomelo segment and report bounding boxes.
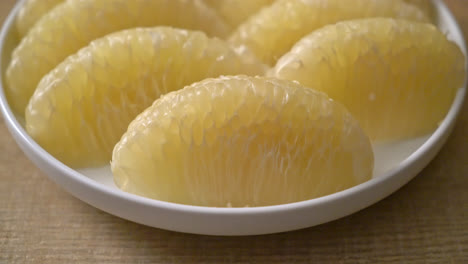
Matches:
[5,0,465,207]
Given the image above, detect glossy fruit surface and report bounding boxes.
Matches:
[229,0,429,65]
[26,27,264,167]
[111,76,374,207]
[270,18,466,140]
[404,0,437,22]
[204,0,274,29]
[15,0,64,38]
[7,0,228,115]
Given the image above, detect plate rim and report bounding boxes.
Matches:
[0,0,466,231]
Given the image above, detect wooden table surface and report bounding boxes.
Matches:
[1,0,467,263]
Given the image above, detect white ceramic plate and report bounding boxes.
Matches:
[0,0,466,236]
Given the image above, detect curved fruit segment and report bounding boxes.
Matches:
[204,0,274,29]
[15,0,64,38]
[404,0,437,22]
[26,27,264,168]
[111,76,374,207]
[229,0,429,65]
[6,0,229,115]
[270,18,466,141]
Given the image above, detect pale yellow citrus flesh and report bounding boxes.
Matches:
[404,0,437,22]
[25,27,264,168]
[270,18,466,141]
[7,0,229,115]
[204,0,274,29]
[15,0,64,38]
[229,0,429,65]
[111,76,374,207]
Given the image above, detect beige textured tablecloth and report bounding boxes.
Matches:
[1,0,467,262]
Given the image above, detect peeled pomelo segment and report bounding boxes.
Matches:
[203,0,274,29]
[228,0,430,65]
[270,18,466,141]
[25,27,264,168]
[15,0,64,38]
[111,75,374,207]
[6,0,229,115]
